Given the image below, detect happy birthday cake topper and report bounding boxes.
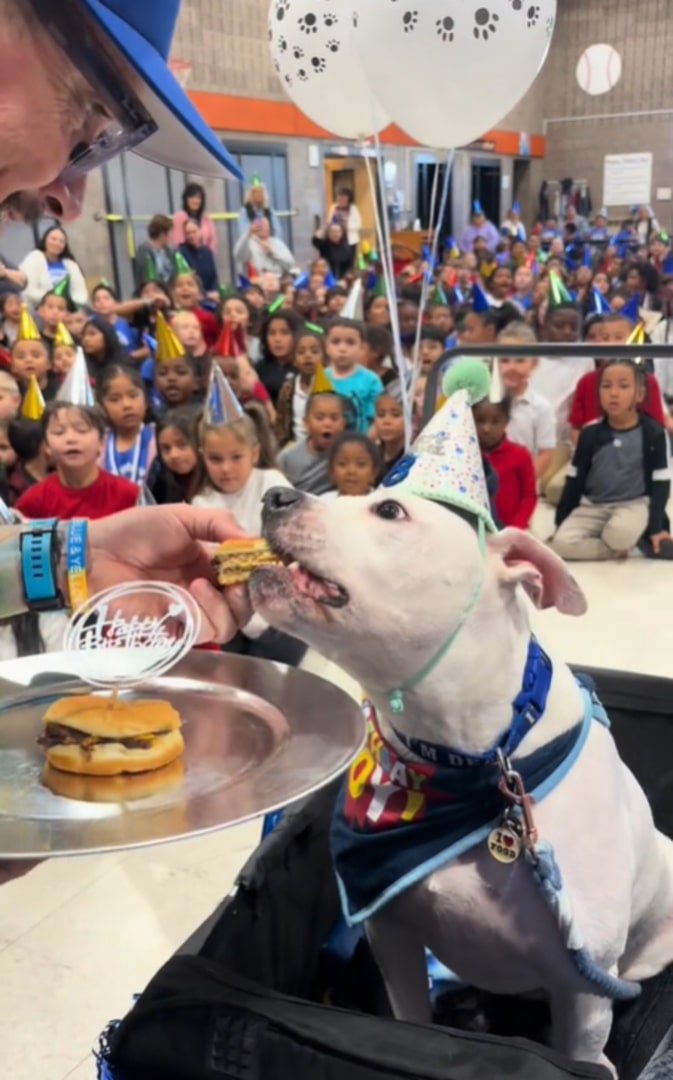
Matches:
[64,582,201,689]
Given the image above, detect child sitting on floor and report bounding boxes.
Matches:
[474,396,537,530]
[553,359,673,561]
[274,327,326,447]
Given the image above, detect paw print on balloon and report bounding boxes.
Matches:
[326,39,340,53]
[545,14,555,37]
[275,0,289,20]
[311,56,327,73]
[298,12,318,34]
[284,72,293,86]
[297,68,309,82]
[526,5,540,28]
[323,12,338,27]
[278,36,288,52]
[402,10,419,33]
[509,0,523,9]
[473,7,499,40]
[352,10,359,29]
[292,45,304,60]
[435,15,455,42]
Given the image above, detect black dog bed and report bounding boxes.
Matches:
[105,667,673,1080]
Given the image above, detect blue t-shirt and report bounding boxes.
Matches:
[47,260,67,285]
[326,365,383,433]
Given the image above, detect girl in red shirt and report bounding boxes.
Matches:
[473,397,537,530]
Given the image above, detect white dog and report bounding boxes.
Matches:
[251,487,673,1074]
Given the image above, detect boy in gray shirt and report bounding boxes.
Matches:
[278,392,346,495]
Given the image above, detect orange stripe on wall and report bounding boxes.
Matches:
[188,91,546,158]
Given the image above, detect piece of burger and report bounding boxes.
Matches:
[41,758,185,803]
[38,694,184,776]
[211,537,282,587]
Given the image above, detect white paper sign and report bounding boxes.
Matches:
[656,187,672,201]
[603,153,653,208]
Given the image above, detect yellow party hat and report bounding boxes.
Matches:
[17,303,41,343]
[21,375,45,420]
[310,363,334,396]
[53,321,74,348]
[154,310,184,363]
[625,320,645,346]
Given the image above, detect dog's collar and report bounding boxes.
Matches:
[390,637,553,769]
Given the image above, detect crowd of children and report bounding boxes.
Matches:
[1,200,672,657]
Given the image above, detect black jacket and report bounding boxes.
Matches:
[556,415,671,539]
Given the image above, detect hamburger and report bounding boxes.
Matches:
[41,758,185,803]
[212,537,282,587]
[38,694,184,776]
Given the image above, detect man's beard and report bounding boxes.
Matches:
[0,191,44,223]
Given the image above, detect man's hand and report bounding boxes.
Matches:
[648,531,673,556]
[86,505,252,642]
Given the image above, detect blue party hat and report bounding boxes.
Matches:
[324,269,337,288]
[472,199,483,216]
[471,279,491,314]
[512,201,520,214]
[205,365,244,425]
[293,270,310,289]
[620,293,640,323]
[237,273,251,290]
[592,288,611,314]
[582,246,592,268]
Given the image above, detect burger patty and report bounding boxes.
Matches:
[38,722,158,754]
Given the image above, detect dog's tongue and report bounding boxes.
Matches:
[289,562,341,603]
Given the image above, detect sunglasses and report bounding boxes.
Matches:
[24,0,157,179]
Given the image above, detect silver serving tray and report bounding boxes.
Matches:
[0,651,364,859]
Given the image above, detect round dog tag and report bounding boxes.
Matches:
[487,825,521,864]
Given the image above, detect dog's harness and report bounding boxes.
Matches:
[332,640,642,1002]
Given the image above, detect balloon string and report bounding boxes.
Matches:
[409,149,456,413]
[364,142,412,445]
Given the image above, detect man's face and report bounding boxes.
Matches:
[183,221,201,247]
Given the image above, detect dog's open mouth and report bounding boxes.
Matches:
[262,539,349,609]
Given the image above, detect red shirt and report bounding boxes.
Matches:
[191,306,220,348]
[569,369,665,430]
[16,469,138,521]
[485,438,537,530]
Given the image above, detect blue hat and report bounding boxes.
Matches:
[472,199,483,216]
[620,294,640,323]
[471,280,491,314]
[592,288,611,314]
[293,270,310,289]
[324,270,337,288]
[80,0,242,179]
[512,201,520,214]
[582,246,592,268]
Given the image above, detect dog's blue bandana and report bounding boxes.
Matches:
[331,647,608,927]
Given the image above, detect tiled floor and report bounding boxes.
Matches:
[1,504,672,1079]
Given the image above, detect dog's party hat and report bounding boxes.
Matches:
[154,311,184,363]
[341,278,363,321]
[310,363,334,396]
[382,359,495,532]
[20,375,45,420]
[59,347,95,407]
[205,364,243,425]
[17,303,41,342]
[53,321,74,348]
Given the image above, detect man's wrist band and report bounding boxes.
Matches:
[65,519,89,612]
[20,518,64,612]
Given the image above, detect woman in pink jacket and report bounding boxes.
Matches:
[171,182,217,253]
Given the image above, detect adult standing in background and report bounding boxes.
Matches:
[178,219,220,300]
[134,214,175,289]
[234,216,296,277]
[459,202,500,256]
[20,225,88,307]
[238,176,279,237]
[329,187,362,263]
[170,181,217,253]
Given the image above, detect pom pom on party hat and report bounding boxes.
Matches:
[20,375,45,420]
[53,321,74,348]
[17,304,41,342]
[381,359,495,532]
[204,364,244,425]
[154,311,184,363]
[59,348,95,407]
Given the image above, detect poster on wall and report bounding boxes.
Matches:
[603,153,653,208]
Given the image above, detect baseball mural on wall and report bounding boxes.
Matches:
[576,43,622,95]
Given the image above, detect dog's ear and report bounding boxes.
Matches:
[487,529,587,615]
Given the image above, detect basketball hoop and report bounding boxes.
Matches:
[168,58,193,89]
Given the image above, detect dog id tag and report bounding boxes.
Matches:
[487,824,521,864]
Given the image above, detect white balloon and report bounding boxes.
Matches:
[268,0,388,140]
[352,0,556,148]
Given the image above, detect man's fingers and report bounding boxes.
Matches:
[224,584,253,629]
[189,579,247,644]
[173,505,250,544]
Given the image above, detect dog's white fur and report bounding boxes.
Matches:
[251,491,673,1072]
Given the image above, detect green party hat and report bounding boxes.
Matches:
[370,275,387,299]
[53,275,70,298]
[173,251,192,276]
[431,283,448,306]
[266,295,284,314]
[251,172,262,187]
[143,254,158,283]
[548,270,573,308]
[218,282,236,302]
[304,321,325,335]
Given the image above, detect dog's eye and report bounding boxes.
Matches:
[374,500,408,522]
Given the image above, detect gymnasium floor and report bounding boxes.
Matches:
[1,503,672,1079]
